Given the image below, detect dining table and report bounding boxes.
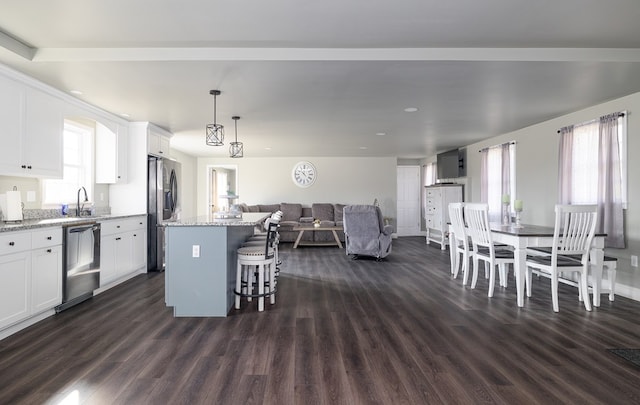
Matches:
[449,223,606,308]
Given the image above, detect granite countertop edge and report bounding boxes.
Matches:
[0,214,146,233]
[163,213,269,227]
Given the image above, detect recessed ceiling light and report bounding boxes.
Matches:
[69,90,83,95]
[404,107,418,113]
[120,113,130,118]
[359,146,368,150]
[264,147,272,151]
[376,132,386,136]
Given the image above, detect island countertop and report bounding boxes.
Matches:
[162,212,269,227]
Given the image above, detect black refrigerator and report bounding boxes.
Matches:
[147,156,181,271]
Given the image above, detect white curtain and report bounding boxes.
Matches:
[557,114,625,248]
[480,143,512,222]
[557,125,574,204]
[598,114,625,248]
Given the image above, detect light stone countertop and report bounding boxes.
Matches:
[163,212,269,227]
[0,214,146,233]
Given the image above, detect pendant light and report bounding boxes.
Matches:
[229,116,243,158]
[206,90,224,146]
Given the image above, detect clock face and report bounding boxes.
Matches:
[292,161,317,188]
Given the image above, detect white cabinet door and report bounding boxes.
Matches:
[131,229,146,270]
[0,75,25,176]
[23,87,63,177]
[0,252,31,329]
[100,235,117,286]
[148,129,171,157]
[115,232,134,278]
[31,245,63,312]
[116,123,129,183]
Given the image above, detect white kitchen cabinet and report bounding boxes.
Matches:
[0,251,31,330]
[0,77,63,178]
[0,226,62,331]
[0,75,25,175]
[425,184,463,250]
[99,216,147,287]
[147,125,171,157]
[30,228,63,312]
[95,121,129,184]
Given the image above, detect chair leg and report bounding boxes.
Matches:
[471,257,479,289]
[526,267,532,297]
[580,271,592,311]
[551,272,559,312]
[488,262,496,298]
[235,261,242,309]
[258,264,265,312]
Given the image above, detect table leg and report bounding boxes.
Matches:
[331,230,343,248]
[590,247,604,307]
[514,247,526,307]
[293,230,305,249]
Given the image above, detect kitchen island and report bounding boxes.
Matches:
[163,212,269,317]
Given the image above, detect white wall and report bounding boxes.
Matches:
[196,156,397,220]
[463,91,640,271]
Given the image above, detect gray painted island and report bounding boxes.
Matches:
[163,212,269,317]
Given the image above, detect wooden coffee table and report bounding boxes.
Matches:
[292,225,344,249]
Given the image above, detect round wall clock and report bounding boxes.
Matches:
[292,161,317,188]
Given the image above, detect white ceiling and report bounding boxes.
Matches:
[1,0,640,158]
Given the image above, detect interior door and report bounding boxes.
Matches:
[397,166,421,236]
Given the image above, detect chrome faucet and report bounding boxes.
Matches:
[77,187,88,216]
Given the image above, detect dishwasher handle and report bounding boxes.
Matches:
[69,224,99,233]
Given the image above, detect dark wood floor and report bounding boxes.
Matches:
[1,237,640,404]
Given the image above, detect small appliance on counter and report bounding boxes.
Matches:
[0,187,24,223]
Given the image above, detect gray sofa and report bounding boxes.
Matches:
[237,202,346,243]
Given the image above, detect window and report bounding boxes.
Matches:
[42,120,93,206]
[423,162,436,186]
[558,112,627,248]
[559,113,627,206]
[480,142,516,222]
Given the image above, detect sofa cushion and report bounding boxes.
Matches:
[247,205,260,212]
[281,203,302,221]
[312,203,334,221]
[258,204,281,213]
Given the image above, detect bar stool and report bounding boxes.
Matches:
[234,221,278,311]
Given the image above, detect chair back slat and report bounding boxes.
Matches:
[448,203,466,245]
[553,204,598,264]
[464,203,493,249]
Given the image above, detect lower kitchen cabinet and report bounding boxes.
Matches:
[0,227,62,332]
[99,216,147,287]
[0,252,31,330]
[31,245,63,312]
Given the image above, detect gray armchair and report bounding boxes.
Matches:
[343,205,393,259]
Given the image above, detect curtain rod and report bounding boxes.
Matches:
[478,141,515,153]
[557,111,625,133]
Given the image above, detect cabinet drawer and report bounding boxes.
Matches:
[0,231,31,255]
[101,216,146,235]
[426,189,441,198]
[31,227,62,249]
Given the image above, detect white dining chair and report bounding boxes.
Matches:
[525,204,598,312]
[448,202,473,284]
[464,203,514,297]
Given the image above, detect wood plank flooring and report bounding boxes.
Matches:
[1,236,640,404]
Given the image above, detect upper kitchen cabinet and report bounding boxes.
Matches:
[0,75,63,178]
[147,125,171,157]
[95,121,128,184]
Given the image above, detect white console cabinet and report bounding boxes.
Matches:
[424,184,463,250]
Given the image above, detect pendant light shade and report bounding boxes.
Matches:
[206,90,224,146]
[229,116,243,158]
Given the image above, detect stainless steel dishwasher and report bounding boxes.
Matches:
[55,221,101,312]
